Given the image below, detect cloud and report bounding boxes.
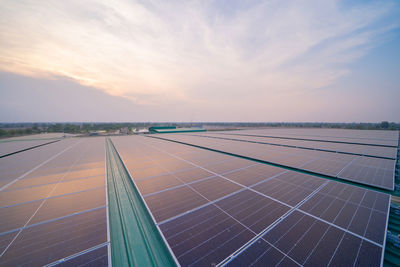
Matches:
[0,0,398,110]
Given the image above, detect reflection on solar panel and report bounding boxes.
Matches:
[155,133,396,190]
[0,128,396,266]
[0,138,108,266]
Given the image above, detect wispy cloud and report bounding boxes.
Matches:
[0,0,398,109]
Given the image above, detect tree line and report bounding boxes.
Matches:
[0,121,399,138]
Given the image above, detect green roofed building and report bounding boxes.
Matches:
[148,126,206,133]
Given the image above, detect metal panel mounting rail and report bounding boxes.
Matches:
[105,138,177,266]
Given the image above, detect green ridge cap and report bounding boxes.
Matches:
[153,128,206,133]
[105,138,177,267]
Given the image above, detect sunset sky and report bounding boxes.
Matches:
[0,0,399,122]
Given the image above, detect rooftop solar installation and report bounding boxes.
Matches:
[156,133,396,190]
[1,128,397,266]
[110,135,390,266]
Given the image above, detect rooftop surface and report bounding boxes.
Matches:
[0,128,399,266]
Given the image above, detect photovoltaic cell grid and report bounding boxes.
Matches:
[221,128,399,147]
[0,139,57,158]
[0,138,109,266]
[0,139,80,189]
[112,136,390,267]
[157,133,396,190]
[229,211,383,266]
[197,132,398,159]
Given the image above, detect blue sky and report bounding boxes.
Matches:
[0,0,399,122]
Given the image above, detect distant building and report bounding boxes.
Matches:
[120,127,129,135]
[133,128,149,134]
[148,126,206,134]
[89,130,107,136]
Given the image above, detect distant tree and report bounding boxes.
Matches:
[0,129,8,137]
[32,123,39,132]
[380,121,389,129]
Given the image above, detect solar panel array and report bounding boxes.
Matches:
[156,133,396,190]
[223,128,399,147]
[0,138,108,266]
[112,135,391,266]
[0,128,396,266]
[201,132,398,159]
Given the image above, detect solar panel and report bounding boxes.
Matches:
[197,132,397,159]
[190,177,242,201]
[0,208,107,266]
[298,182,389,244]
[156,134,395,190]
[110,135,390,266]
[252,172,325,206]
[136,173,185,195]
[219,128,399,147]
[229,210,383,266]
[0,139,59,158]
[0,139,78,189]
[172,167,215,183]
[160,204,256,266]
[223,164,286,186]
[144,185,209,222]
[0,138,109,266]
[228,237,298,266]
[56,245,108,266]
